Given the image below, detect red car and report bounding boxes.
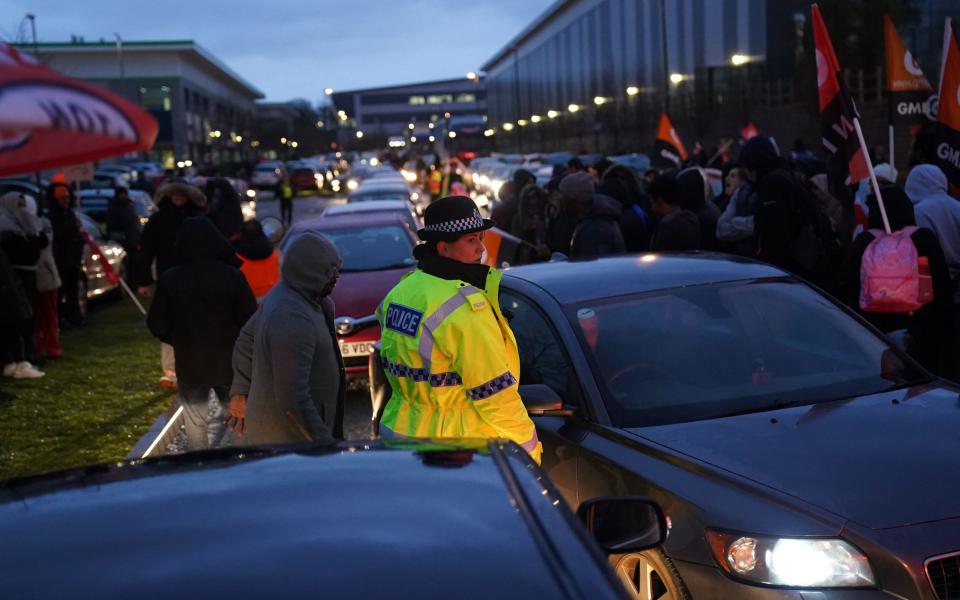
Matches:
[282,211,417,378]
[290,167,323,192]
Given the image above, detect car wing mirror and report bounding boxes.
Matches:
[519,384,573,416]
[577,497,668,554]
[259,216,286,245]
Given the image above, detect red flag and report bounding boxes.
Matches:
[481,227,524,268]
[811,4,869,184]
[934,19,960,187]
[79,227,120,286]
[740,123,759,141]
[651,113,687,169]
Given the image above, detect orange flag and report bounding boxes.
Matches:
[651,113,687,169]
[934,19,960,187]
[812,4,869,184]
[884,15,935,128]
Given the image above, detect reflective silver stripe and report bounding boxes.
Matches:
[417,285,478,373]
[520,429,539,454]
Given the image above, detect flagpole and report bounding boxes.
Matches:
[853,118,891,234]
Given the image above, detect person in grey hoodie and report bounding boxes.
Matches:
[227,232,346,446]
[905,164,960,301]
[569,194,626,258]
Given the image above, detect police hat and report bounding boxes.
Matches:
[417,195,493,242]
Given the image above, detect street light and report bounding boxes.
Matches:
[568,103,580,113]
[593,96,607,106]
[530,115,542,123]
[428,123,434,129]
[356,131,364,139]
[280,137,287,144]
[448,131,457,138]
[502,123,515,131]
[428,135,436,142]
[731,53,750,66]
[547,110,559,119]
[517,119,528,127]
[410,136,417,142]
[626,85,640,96]
[324,87,334,95]
[466,71,477,80]
[291,141,298,148]
[408,123,415,130]
[316,120,324,128]
[484,129,495,137]
[669,73,688,85]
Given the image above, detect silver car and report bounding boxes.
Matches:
[76,211,127,317]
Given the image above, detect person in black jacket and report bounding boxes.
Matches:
[46,183,85,328]
[839,186,954,376]
[598,164,651,252]
[570,194,626,258]
[147,217,257,451]
[106,186,142,284]
[677,167,720,251]
[205,178,243,241]
[137,182,207,389]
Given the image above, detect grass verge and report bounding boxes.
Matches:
[0,294,171,480]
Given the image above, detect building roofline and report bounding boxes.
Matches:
[479,0,571,72]
[335,76,482,96]
[20,40,264,99]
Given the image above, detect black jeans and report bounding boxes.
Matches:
[280,197,293,225]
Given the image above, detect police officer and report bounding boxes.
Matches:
[376,195,542,463]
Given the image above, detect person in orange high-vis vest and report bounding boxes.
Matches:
[234,220,280,301]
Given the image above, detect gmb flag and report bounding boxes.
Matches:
[884,15,936,129]
[812,4,869,184]
[935,19,960,188]
[651,113,687,170]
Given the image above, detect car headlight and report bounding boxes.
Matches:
[706,531,874,588]
[245,189,256,198]
[346,179,359,191]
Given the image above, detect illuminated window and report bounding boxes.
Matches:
[427,94,453,104]
[140,85,172,112]
[408,96,426,105]
[455,93,476,103]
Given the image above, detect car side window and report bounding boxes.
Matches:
[501,290,581,407]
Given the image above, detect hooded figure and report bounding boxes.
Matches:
[677,167,720,251]
[136,182,207,290]
[205,178,244,241]
[229,232,346,446]
[548,171,594,254]
[839,186,953,374]
[905,164,960,298]
[600,165,652,251]
[146,217,257,451]
[570,194,626,258]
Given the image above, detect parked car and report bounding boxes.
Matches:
[282,211,417,379]
[251,162,287,190]
[348,179,424,214]
[290,166,324,192]
[0,439,667,599]
[322,199,420,230]
[76,211,126,317]
[372,253,960,599]
[76,188,155,226]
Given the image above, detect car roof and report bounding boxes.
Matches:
[0,441,619,599]
[324,200,411,216]
[503,253,789,304]
[290,210,409,232]
[351,180,409,193]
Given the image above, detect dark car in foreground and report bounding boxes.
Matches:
[0,440,666,599]
[491,253,959,600]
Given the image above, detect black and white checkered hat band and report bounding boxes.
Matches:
[423,210,485,233]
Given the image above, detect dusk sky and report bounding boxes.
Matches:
[3,0,553,101]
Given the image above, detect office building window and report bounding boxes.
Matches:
[409,96,426,105]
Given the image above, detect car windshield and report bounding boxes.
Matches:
[287,225,415,272]
[567,280,927,428]
[349,192,409,203]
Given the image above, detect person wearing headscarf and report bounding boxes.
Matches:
[839,185,953,374]
[0,192,47,378]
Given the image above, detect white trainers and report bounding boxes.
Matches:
[12,361,45,379]
[2,362,16,377]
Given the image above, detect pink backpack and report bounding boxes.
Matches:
[859,226,928,313]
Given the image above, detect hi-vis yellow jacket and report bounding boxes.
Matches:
[376,267,542,463]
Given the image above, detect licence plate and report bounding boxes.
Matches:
[340,341,375,357]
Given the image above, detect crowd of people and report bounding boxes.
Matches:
[487,135,960,381]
